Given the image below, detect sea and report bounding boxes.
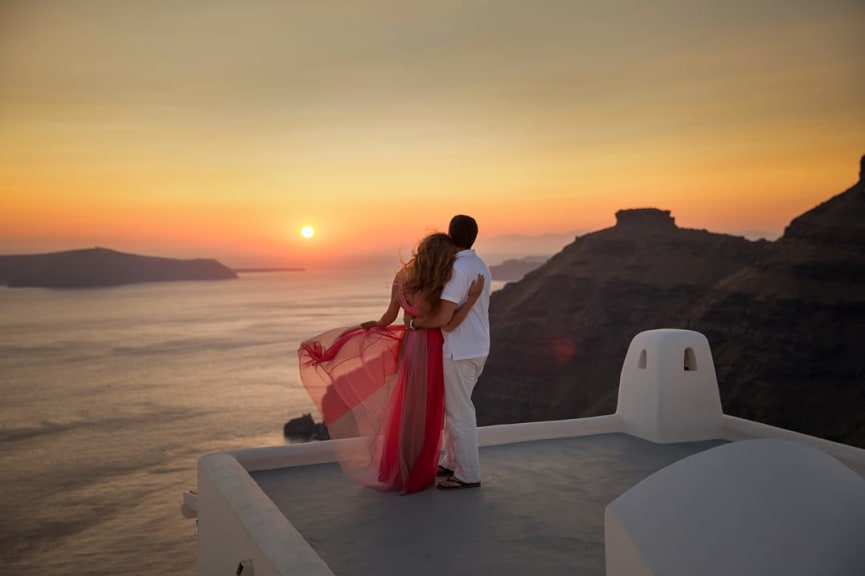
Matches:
[0,267,508,575]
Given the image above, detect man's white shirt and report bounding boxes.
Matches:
[440,249,491,360]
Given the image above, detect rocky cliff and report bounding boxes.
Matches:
[477,155,865,448]
[0,247,238,288]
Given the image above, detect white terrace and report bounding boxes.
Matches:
[181,329,865,575]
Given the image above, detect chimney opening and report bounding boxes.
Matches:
[684,347,698,371]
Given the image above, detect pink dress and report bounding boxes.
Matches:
[298,275,445,494]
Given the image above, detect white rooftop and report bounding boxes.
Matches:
[182,329,865,575]
[250,433,725,575]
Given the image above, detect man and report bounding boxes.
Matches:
[411,214,491,489]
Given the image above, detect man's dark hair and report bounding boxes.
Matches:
[449,214,478,249]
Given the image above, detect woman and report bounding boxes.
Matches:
[298,232,484,493]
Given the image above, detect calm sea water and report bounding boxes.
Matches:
[0,266,430,575]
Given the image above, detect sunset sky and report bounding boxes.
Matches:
[1,0,862,267]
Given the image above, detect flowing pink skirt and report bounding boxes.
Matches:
[298,325,444,493]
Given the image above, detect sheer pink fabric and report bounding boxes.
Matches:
[297,275,445,493]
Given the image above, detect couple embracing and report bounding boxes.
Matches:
[298,215,491,494]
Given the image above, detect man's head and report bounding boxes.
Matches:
[448,214,478,249]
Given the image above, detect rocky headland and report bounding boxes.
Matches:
[0,247,237,288]
[475,155,865,448]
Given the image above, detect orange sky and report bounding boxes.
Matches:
[1,0,863,268]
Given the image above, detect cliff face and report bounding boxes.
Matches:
[685,156,865,446]
[477,156,865,448]
[478,208,768,425]
[0,247,238,288]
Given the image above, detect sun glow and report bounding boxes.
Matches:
[300,225,315,239]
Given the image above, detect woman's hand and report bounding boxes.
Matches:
[340,321,377,337]
[467,273,485,303]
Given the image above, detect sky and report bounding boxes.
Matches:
[1,0,863,268]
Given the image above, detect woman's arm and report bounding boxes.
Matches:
[360,275,401,330]
[441,274,485,332]
[412,273,484,331]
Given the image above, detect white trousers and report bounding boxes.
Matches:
[440,355,487,483]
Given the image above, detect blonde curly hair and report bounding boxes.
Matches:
[401,232,456,312]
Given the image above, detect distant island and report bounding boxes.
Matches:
[233,267,306,273]
[0,247,238,288]
[489,256,549,282]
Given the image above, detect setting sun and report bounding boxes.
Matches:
[0,1,862,270]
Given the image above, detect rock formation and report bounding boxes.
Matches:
[476,155,865,448]
[283,413,329,441]
[476,208,769,425]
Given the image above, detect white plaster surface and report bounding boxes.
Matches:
[196,453,334,576]
[605,438,865,575]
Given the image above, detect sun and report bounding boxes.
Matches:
[300,225,315,239]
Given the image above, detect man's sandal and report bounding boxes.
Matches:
[437,465,454,477]
[437,476,481,490]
